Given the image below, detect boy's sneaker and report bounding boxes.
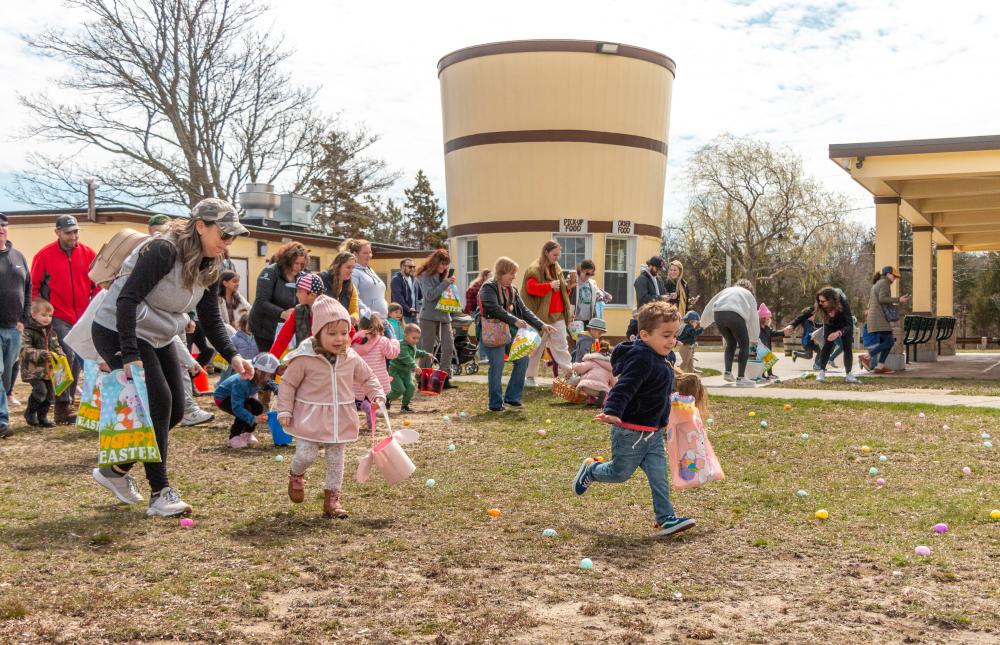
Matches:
[228,434,249,449]
[241,432,260,446]
[400,404,414,413]
[489,406,505,413]
[503,400,524,409]
[92,467,144,505]
[0,425,10,439]
[572,458,596,495]
[146,487,191,517]
[845,374,860,384]
[723,372,736,383]
[815,370,826,382]
[654,516,696,537]
[179,409,214,427]
[736,377,756,388]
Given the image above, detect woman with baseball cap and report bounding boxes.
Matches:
[863,266,910,374]
[90,198,254,517]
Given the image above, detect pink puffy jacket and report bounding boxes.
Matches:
[352,333,400,399]
[571,352,615,394]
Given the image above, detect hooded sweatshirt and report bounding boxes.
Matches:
[352,332,400,398]
[603,339,675,431]
[0,241,31,328]
[277,295,383,443]
[572,351,615,394]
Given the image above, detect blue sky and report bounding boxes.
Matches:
[2,0,999,228]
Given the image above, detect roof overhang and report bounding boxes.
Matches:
[829,135,1000,251]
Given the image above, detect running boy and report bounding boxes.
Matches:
[386,323,431,413]
[572,301,695,537]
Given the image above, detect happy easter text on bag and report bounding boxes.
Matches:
[97,368,161,467]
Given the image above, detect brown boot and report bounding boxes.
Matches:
[323,489,348,519]
[858,354,871,372]
[54,401,77,425]
[287,473,305,503]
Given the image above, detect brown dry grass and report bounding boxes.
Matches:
[1,381,998,644]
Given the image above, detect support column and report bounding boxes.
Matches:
[911,227,936,361]
[874,196,904,370]
[936,245,956,356]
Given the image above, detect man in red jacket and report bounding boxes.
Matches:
[30,215,100,424]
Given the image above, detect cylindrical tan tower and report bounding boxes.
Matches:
[438,39,675,334]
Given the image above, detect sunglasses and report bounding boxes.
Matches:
[220,230,236,241]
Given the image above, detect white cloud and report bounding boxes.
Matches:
[3,0,999,232]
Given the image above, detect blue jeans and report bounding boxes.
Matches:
[867,331,894,366]
[0,326,23,427]
[486,342,528,410]
[590,425,675,525]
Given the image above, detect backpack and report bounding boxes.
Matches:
[89,228,149,287]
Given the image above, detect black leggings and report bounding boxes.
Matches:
[716,310,750,377]
[187,321,216,368]
[217,396,264,438]
[93,323,185,493]
[819,329,853,373]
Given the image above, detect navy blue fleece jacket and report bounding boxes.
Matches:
[603,339,675,429]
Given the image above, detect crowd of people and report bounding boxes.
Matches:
[0,203,910,532]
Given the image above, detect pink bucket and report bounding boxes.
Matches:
[371,435,416,485]
[419,367,448,395]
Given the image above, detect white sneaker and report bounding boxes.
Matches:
[146,486,192,517]
[7,395,20,407]
[736,377,756,388]
[241,431,260,446]
[723,372,736,383]
[525,377,537,388]
[845,374,859,384]
[816,370,826,382]
[179,408,214,427]
[92,467,144,505]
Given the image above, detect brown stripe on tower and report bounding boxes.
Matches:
[444,130,669,156]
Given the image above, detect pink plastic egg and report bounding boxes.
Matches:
[179,518,195,528]
[962,466,972,476]
[932,523,949,534]
[875,478,886,486]
[894,422,903,429]
[914,545,931,556]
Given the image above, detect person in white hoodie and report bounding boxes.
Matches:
[698,279,759,387]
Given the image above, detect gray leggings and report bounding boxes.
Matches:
[418,319,455,375]
[715,310,750,378]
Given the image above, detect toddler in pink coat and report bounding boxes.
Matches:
[352,313,401,404]
[278,296,385,519]
[570,340,615,406]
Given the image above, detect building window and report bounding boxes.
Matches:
[307,256,320,272]
[554,235,591,279]
[452,236,479,299]
[604,236,636,307]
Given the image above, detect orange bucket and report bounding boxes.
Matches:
[192,368,210,394]
[418,368,448,395]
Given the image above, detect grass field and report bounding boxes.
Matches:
[1,381,998,643]
[779,376,1000,397]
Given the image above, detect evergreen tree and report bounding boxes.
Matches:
[366,195,408,245]
[403,170,447,248]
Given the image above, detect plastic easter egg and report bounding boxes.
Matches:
[748,411,756,418]
[876,478,886,486]
[673,592,683,600]
[760,421,769,429]
[801,433,810,441]
[179,518,195,528]
[869,467,879,476]
[442,415,451,423]
[861,445,871,453]
[545,419,552,424]
[579,558,593,570]
[932,523,948,534]
[707,418,714,425]
[982,433,991,440]
[426,479,436,488]
[894,421,903,429]
[402,419,412,427]
[990,509,1000,520]
[487,508,502,518]
[918,412,926,419]
[542,528,557,537]
[448,443,456,451]
[537,429,547,436]
[784,403,792,410]
[942,424,950,431]
[796,490,809,498]
[274,454,284,462]
[962,466,972,476]
[985,441,994,449]
[879,455,887,463]
[914,545,931,557]
[815,509,829,520]
[459,411,468,419]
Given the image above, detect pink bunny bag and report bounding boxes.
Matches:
[665,393,724,489]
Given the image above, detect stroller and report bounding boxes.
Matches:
[434,314,480,375]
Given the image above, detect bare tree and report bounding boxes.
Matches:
[685,134,850,289]
[9,0,327,209]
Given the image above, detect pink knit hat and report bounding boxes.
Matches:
[310,295,352,335]
[758,303,772,319]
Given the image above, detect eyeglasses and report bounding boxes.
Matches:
[220,230,236,241]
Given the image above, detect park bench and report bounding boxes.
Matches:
[935,316,956,355]
[903,315,936,363]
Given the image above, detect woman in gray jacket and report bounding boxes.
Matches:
[416,249,458,387]
[863,266,910,374]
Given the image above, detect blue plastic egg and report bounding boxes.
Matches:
[579,558,593,570]
[542,528,557,537]
[879,455,887,463]
[869,467,879,476]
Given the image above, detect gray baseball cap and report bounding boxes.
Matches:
[55,215,80,232]
[191,198,248,237]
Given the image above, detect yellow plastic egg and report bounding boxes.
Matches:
[748,411,756,418]
[402,419,411,427]
[815,509,829,520]
[990,509,1000,520]
[861,445,871,453]
[783,403,792,410]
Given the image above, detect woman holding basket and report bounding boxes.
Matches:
[479,257,555,412]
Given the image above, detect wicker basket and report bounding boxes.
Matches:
[552,377,587,404]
